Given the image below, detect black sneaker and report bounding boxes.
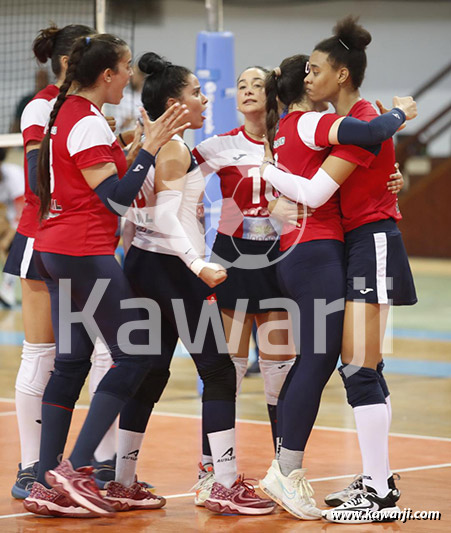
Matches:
[11,462,38,499]
[322,486,401,523]
[325,473,401,507]
[92,456,116,489]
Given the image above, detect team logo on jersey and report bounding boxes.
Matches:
[51,126,57,134]
[273,137,285,149]
[232,153,247,162]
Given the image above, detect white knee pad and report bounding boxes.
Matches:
[259,357,296,405]
[89,338,113,397]
[231,356,248,393]
[15,341,56,396]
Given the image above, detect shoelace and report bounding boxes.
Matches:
[190,464,215,492]
[235,475,258,496]
[345,475,364,493]
[290,472,315,503]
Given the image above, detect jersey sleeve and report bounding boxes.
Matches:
[67,115,117,169]
[20,98,55,145]
[297,112,340,151]
[193,136,222,173]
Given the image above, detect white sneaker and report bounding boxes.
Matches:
[191,463,215,506]
[259,460,322,520]
[325,474,364,506]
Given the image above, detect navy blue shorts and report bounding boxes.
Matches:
[210,233,284,313]
[345,219,417,305]
[3,231,42,280]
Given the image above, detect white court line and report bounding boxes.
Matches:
[1,462,450,520]
[1,398,450,443]
[0,411,16,417]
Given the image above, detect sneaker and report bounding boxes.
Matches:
[45,459,115,517]
[191,463,215,506]
[205,475,276,515]
[259,460,322,520]
[325,473,401,507]
[11,462,38,499]
[104,478,166,511]
[92,455,155,492]
[322,486,401,523]
[23,482,96,518]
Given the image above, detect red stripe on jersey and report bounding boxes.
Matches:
[273,111,344,251]
[17,84,59,238]
[337,100,401,233]
[34,95,127,256]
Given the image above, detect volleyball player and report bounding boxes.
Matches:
[255,30,416,523]
[191,66,297,504]
[1,24,125,499]
[119,52,275,516]
[303,16,418,523]
[22,34,189,517]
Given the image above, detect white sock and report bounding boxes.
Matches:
[90,339,117,462]
[115,428,145,487]
[259,357,296,405]
[353,403,390,497]
[15,341,55,468]
[208,428,237,489]
[385,395,392,480]
[231,356,248,393]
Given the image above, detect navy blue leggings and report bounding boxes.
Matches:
[124,246,236,445]
[276,240,346,451]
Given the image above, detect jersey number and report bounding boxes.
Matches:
[248,167,275,204]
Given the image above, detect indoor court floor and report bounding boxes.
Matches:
[0,257,450,532]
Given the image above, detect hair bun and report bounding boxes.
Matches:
[138,52,171,75]
[333,15,371,51]
[33,24,60,63]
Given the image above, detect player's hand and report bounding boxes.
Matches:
[105,115,116,133]
[199,264,228,288]
[140,104,191,156]
[387,162,405,194]
[392,96,417,121]
[268,196,314,226]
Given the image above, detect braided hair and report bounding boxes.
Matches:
[265,54,310,150]
[37,34,127,218]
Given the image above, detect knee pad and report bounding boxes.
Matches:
[15,341,55,396]
[338,364,386,408]
[131,368,171,405]
[376,360,390,398]
[198,357,236,403]
[231,356,248,393]
[259,357,296,405]
[95,355,152,402]
[89,339,113,397]
[43,358,91,409]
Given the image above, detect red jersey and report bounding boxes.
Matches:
[193,126,279,241]
[316,99,401,233]
[18,84,59,237]
[34,95,127,256]
[273,111,346,251]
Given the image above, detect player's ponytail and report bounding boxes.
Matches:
[265,55,310,150]
[139,52,191,120]
[314,15,371,89]
[32,23,93,77]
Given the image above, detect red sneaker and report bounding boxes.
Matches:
[23,482,96,518]
[104,478,166,511]
[45,459,115,517]
[205,475,276,515]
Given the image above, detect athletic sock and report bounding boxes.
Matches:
[278,446,304,476]
[115,428,145,487]
[69,392,125,470]
[15,341,55,468]
[353,403,390,497]
[208,428,237,489]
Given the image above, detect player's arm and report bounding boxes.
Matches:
[315,96,417,147]
[154,141,227,288]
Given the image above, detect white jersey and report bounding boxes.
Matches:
[129,136,206,259]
